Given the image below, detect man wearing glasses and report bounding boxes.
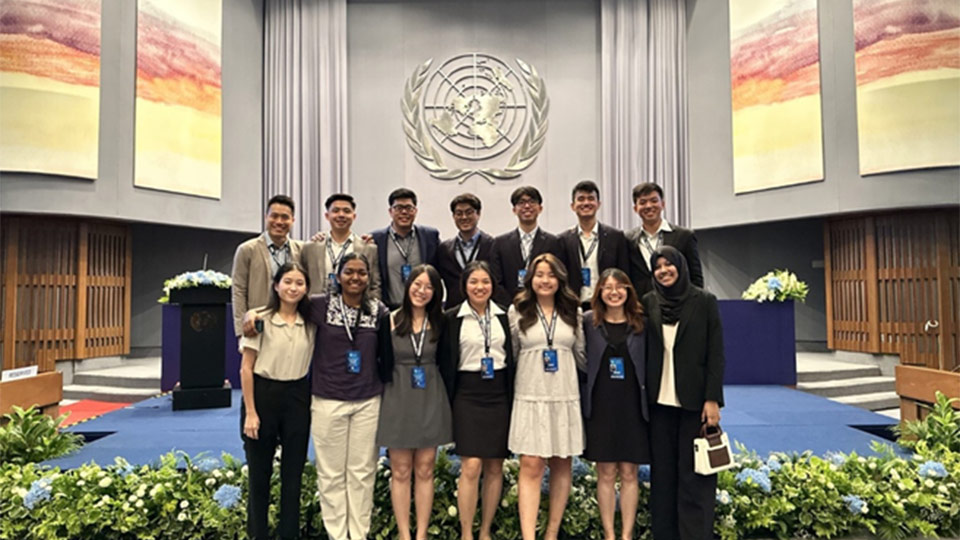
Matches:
[489,185,565,307]
[371,188,440,309]
[436,193,495,307]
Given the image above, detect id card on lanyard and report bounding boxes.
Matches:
[471,304,495,380]
[338,296,363,374]
[410,323,428,389]
[389,229,415,282]
[536,304,559,372]
[579,233,598,287]
[327,238,352,293]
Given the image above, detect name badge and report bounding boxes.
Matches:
[401,264,412,282]
[581,267,591,287]
[517,269,527,289]
[346,350,362,374]
[480,357,495,379]
[328,272,338,292]
[609,357,625,380]
[542,349,558,372]
[411,366,426,389]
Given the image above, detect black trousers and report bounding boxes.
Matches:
[241,374,311,540]
[649,403,717,540]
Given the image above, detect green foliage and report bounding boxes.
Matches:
[0,406,83,465]
[1,443,958,539]
[894,391,960,455]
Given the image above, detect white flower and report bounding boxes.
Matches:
[857,457,866,464]
[165,482,172,489]
[77,480,86,487]
[501,499,508,508]
[205,478,216,486]
[135,499,144,508]
[890,469,900,480]
[122,502,131,511]
[149,485,161,498]
[212,469,222,478]
[892,493,899,501]
[97,470,106,478]
[128,494,138,502]
[938,485,949,494]
[860,503,869,514]
[897,482,906,491]
[180,500,189,509]
[447,505,457,517]
[177,512,187,521]
[241,465,248,476]
[826,482,834,490]
[98,477,112,488]
[925,479,935,488]
[868,462,876,470]
[226,471,235,479]
[136,485,146,498]
[14,487,28,498]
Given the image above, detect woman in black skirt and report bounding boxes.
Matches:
[581,268,650,540]
[438,260,514,540]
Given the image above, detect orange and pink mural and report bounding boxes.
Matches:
[134,0,221,199]
[729,0,824,194]
[854,0,960,175]
[0,0,100,179]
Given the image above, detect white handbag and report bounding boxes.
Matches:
[693,424,736,475]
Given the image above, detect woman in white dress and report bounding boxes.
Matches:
[508,252,585,540]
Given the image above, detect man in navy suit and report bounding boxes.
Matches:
[436,193,495,307]
[558,180,630,310]
[370,188,440,309]
[489,185,564,307]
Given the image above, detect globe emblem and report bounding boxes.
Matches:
[402,53,549,183]
[422,54,527,161]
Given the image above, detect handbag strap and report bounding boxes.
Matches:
[700,424,725,447]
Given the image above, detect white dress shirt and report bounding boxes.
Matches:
[577,222,599,303]
[456,301,507,371]
[657,322,681,407]
[638,220,674,271]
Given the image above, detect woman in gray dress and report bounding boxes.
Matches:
[376,264,452,540]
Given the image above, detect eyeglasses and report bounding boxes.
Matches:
[411,282,434,293]
[600,284,627,293]
[453,209,477,218]
[514,198,538,208]
[391,204,417,213]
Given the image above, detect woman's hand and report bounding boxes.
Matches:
[242,311,262,337]
[701,400,720,427]
[244,412,260,439]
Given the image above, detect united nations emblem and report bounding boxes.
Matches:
[402,53,549,183]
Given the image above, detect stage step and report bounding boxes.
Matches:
[795,355,899,414]
[834,391,901,412]
[797,375,895,398]
[63,358,161,403]
[796,359,881,383]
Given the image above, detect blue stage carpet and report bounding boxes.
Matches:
[44,386,898,469]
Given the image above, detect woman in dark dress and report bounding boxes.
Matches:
[581,268,650,540]
[643,246,724,540]
[438,260,514,540]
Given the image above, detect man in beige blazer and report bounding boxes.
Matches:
[231,195,303,336]
[301,193,381,299]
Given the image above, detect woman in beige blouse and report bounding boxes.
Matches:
[239,262,315,540]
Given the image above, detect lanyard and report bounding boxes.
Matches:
[578,233,599,264]
[639,232,662,260]
[337,295,362,347]
[535,304,559,349]
[520,231,534,266]
[470,303,492,355]
[327,238,353,269]
[410,322,428,365]
[455,236,481,268]
[389,229,415,263]
[268,243,287,268]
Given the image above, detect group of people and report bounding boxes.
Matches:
[231,180,724,540]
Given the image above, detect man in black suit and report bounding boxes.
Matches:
[370,188,440,309]
[436,193,495,307]
[558,180,630,310]
[625,182,704,296]
[489,186,564,307]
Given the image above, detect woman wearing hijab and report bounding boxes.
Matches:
[642,246,724,540]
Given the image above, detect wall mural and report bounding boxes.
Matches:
[853,0,960,175]
[134,0,221,199]
[0,0,101,179]
[728,0,824,194]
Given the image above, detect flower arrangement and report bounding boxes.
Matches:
[157,270,232,304]
[742,269,808,302]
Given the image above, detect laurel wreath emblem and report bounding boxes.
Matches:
[402,57,549,184]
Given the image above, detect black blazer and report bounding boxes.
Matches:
[489,228,565,307]
[559,223,631,294]
[437,303,514,404]
[625,225,704,297]
[436,231,495,307]
[641,288,724,411]
[371,224,440,302]
[580,311,649,421]
[377,311,446,384]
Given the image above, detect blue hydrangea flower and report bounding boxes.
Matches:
[841,494,868,515]
[735,468,771,493]
[759,464,771,476]
[448,456,461,477]
[825,452,846,467]
[213,484,242,509]
[918,461,947,479]
[715,489,731,505]
[540,468,551,495]
[23,479,52,510]
[637,465,651,483]
[571,458,591,481]
[117,464,134,478]
[766,277,783,291]
[766,456,782,472]
[196,458,220,473]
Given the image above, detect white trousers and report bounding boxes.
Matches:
[310,395,381,540]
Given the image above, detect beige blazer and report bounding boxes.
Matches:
[231,235,303,335]
[300,232,381,299]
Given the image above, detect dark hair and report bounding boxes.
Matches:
[514,253,580,333]
[571,180,600,202]
[590,268,644,334]
[337,252,374,315]
[325,193,356,210]
[393,264,444,342]
[632,183,663,203]
[450,193,482,213]
[388,188,418,207]
[266,194,295,215]
[459,260,496,303]
[266,262,311,319]
[510,186,543,206]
